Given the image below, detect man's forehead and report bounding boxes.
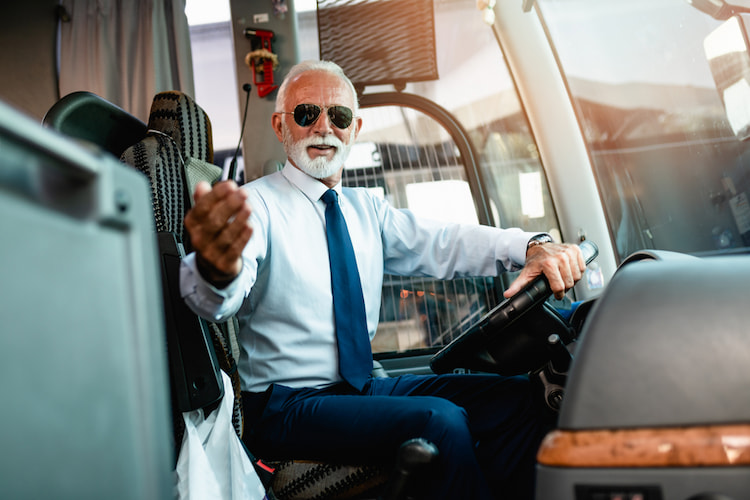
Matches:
[288,70,354,105]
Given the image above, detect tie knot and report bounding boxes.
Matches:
[321,189,338,206]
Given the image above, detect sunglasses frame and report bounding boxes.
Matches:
[280,104,354,129]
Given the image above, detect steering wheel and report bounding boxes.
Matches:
[430,241,599,376]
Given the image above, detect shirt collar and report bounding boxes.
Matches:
[281,161,341,202]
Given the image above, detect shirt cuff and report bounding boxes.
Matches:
[180,252,244,322]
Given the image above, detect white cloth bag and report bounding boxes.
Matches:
[176,371,267,500]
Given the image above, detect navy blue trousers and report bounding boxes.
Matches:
[242,373,555,499]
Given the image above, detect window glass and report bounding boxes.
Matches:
[344,104,499,354]
[186,0,240,159]
[341,0,562,354]
[537,0,750,260]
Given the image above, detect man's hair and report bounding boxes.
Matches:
[275,60,359,114]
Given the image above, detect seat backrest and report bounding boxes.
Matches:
[43,91,224,414]
[121,91,222,247]
[147,91,214,165]
[42,90,224,416]
[120,91,243,436]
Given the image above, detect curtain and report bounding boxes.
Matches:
[58,0,195,122]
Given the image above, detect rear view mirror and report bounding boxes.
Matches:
[704,14,750,140]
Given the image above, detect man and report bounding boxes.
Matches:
[180,60,585,499]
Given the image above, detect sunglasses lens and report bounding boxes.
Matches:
[328,106,353,129]
[294,104,321,127]
[292,104,353,129]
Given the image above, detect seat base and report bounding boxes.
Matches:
[269,460,388,500]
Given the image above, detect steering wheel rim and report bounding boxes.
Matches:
[430,241,599,375]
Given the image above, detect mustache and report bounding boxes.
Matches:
[299,135,344,148]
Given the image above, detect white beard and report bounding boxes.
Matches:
[283,128,354,180]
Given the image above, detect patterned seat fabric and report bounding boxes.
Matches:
[147,91,214,166]
[120,91,244,442]
[270,460,388,500]
[121,91,218,248]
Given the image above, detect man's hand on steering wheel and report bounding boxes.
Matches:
[503,242,586,300]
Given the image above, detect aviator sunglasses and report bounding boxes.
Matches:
[281,104,354,129]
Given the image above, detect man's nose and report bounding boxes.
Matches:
[311,109,333,134]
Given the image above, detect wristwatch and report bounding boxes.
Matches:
[527,234,554,250]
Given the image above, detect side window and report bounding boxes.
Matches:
[186,0,242,168]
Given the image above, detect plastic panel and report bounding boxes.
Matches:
[0,100,173,499]
[560,255,750,430]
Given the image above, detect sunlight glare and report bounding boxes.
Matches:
[185,0,231,25]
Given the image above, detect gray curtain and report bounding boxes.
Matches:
[59,0,195,122]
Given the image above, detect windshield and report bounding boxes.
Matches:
[537,0,750,260]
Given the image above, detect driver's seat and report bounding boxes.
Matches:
[127,91,429,500]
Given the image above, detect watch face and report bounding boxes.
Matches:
[531,235,552,244]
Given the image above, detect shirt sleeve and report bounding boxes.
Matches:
[377,197,541,278]
[179,186,269,323]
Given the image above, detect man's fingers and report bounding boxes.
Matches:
[542,257,568,299]
[189,181,240,220]
[558,246,585,297]
[549,246,586,298]
[205,203,252,255]
[186,183,249,244]
[503,243,586,300]
[202,189,249,234]
[502,278,524,298]
[211,222,254,276]
[183,180,254,282]
[193,180,213,204]
[192,180,237,208]
[198,201,253,272]
[569,245,585,279]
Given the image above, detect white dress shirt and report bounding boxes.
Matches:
[181,163,540,392]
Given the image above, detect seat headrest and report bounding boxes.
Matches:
[147,91,213,164]
[43,91,147,158]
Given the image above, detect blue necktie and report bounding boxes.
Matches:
[321,189,372,391]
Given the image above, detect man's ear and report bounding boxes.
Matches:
[353,116,363,141]
[272,113,284,142]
